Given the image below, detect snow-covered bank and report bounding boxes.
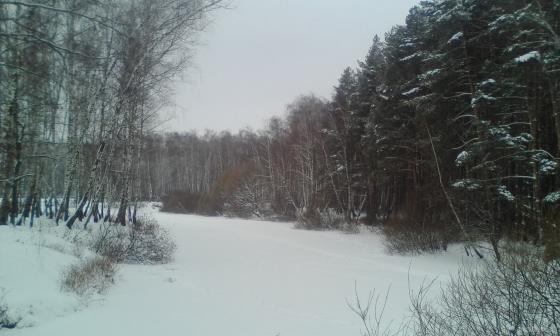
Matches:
[0,223,85,329]
[2,213,470,336]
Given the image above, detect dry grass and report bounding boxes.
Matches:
[60,256,116,296]
[382,220,450,255]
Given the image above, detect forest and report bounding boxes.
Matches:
[1,0,560,335]
[2,0,559,260]
[0,0,224,227]
[142,0,560,260]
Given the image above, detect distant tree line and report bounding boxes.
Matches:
[150,0,560,260]
[0,0,223,227]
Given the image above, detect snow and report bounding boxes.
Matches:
[544,191,560,204]
[447,32,463,44]
[400,52,423,62]
[539,159,558,175]
[402,87,420,97]
[419,69,441,81]
[471,94,497,107]
[515,51,541,64]
[2,212,470,336]
[489,14,513,32]
[0,222,86,329]
[455,151,470,166]
[480,79,496,86]
[400,42,415,48]
[497,185,515,202]
[424,69,441,76]
[452,179,481,190]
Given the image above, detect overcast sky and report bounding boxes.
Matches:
[161,0,420,133]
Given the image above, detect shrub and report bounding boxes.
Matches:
[125,216,176,264]
[197,166,258,216]
[295,207,322,229]
[92,215,176,264]
[382,219,450,255]
[319,208,360,232]
[319,208,345,229]
[294,190,342,230]
[61,256,116,296]
[347,285,409,336]
[295,207,360,232]
[224,178,271,219]
[197,192,223,216]
[161,190,203,213]
[409,245,560,336]
[350,245,560,336]
[91,222,129,262]
[0,295,18,330]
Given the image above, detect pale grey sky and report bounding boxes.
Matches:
[162,0,420,133]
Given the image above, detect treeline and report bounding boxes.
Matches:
[0,0,223,227]
[151,0,560,259]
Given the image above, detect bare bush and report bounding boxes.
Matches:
[350,244,559,336]
[409,245,560,336]
[295,207,323,230]
[224,178,271,219]
[295,207,360,233]
[319,208,345,229]
[61,256,116,296]
[413,245,560,336]
[92,215,175,264]
[161,190,203,213]
[0,294,18,330]
[347,284,409,336]
[91,222,130,262]
[125,216,176,264]
[382,223,450,255]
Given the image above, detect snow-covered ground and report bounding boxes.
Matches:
[1,212,470,336]
[0,222,85,329]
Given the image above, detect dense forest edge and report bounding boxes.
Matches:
[1,0,559,262]
[153,1,560,261]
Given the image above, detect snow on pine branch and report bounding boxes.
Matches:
[515,51,541,64]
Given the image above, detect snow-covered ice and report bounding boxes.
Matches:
[2,212,469,336]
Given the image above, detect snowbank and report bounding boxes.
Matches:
[0,221,87,329]
[2,212,470,336]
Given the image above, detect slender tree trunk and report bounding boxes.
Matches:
[425,120,484,259]
[56,146,79,225]
[66,142,105,228]
[0,79,21,225]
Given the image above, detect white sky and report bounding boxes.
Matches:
[161,0,420,133]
